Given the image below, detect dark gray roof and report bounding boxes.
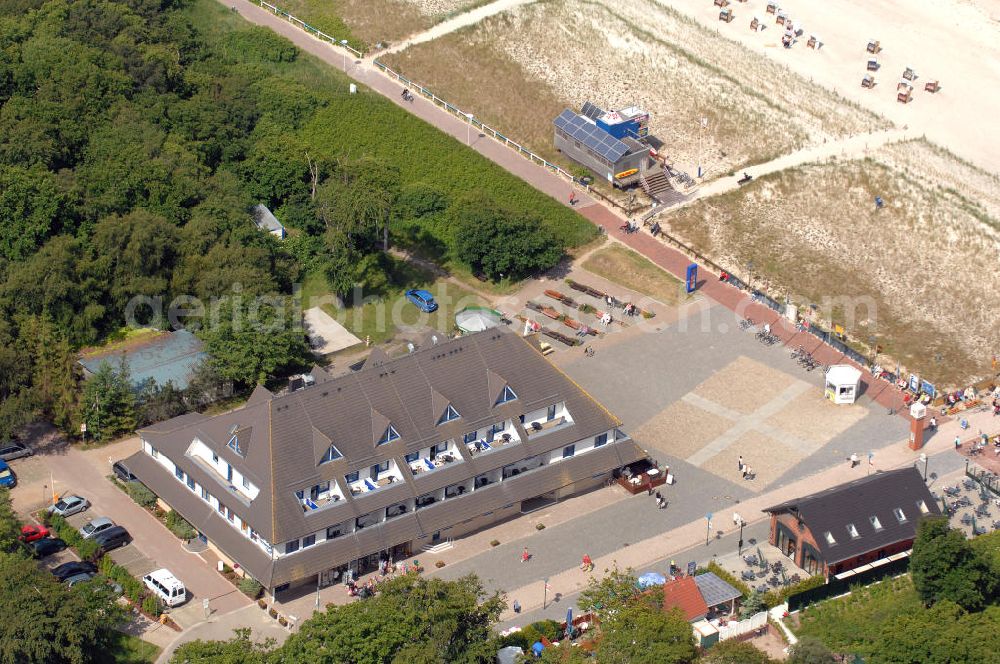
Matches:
[693,572,741,608]
[137,328,624,546]
[763,467,940,564]
[553,109,630,163]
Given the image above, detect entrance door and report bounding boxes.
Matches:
[431,531,441,544]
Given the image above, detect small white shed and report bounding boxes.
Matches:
[251,204,286,239]
[825,364,862,405]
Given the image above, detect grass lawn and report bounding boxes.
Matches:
[302,267,490,347]
[581,244,685,306]
[110,633,160,664]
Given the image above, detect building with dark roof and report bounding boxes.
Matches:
[762,467,940,578]
[123,328,642,594]
[553,103,652,188]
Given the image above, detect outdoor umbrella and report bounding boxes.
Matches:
[455,306,502,334]
[637,571,666,588]
[532,641,545,657]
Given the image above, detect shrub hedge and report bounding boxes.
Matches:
[126,482,157,509]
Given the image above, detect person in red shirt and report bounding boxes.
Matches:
[581,554,594,572]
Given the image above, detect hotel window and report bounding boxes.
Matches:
[327,525,342,539]
[377,424,400,446]
[285,539,299,554]
[242,476,250,489]
[174,465,184,481]
[227,508,234,522]
[562,444,576,459]
[218,501,226,515]
[916,500,929,514]
[894,508,907,523]
[594,433,608,447]
[227,434,243,456]
[870,516,883,531]
[437,404,460,424]
[150,446,158,459]
[212,452,219,463]
[463,430,478,444]
[496,385,517,405]
[201,487,210,501]
[187,475,196,491]
[547,404,557,421]
[302,534,316,548]
[345,471,359,483]
[405,451,419,463]
[320,444,342,464]
[846,523,860,539]
[824,532,836,546]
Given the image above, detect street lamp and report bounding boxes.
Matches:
[340,39,349,69]
[919,452,928,481]
[733,513,746,555]
[465,112,474,145]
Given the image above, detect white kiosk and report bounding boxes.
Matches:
[825,365,862,405]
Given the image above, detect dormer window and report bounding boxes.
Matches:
[495,385,517,405]
[869,516,883,531]
[377,424,400,446]
[437,404,460,425]
[320,444,342,464]
[916,500,929,514]
[824,531,836,546]
[894,508,907,523]
[846,523,860,539]
[227,434,244,456]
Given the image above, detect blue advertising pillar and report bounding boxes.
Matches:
[686,263,698,294]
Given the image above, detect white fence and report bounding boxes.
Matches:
[255,0,364,59]
[717,611,768,641]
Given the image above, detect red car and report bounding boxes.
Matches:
[19,524,49,543]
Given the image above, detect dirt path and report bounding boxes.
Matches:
[673,127,915,212]
[380,0,538,55]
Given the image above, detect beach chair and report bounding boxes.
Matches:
[866,39,880,54]
[924,80,940,93]
[897,88,912,103]
[867,59,879,72]
[714,0,728,6]
[750,16,761,31]
[861,74,875,89]
[766,1,778,14]
[776,11,786,25]
[719,7,734,22]
[903,67,916,80]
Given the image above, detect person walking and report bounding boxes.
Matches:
[513,599,521,613]
[954,435,962,450]
[929,416,937,431]
[521,547,530,563]
[850,453,859,468]
[738,455,744,473]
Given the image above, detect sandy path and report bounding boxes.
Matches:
[688,127,915,204]
[663,0,1000,175]
[381,0,538,54]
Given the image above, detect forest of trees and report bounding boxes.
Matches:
[0,0,594,441]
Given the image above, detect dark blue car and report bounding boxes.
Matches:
[405,289,438,313]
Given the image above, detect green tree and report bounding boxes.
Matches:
[449,195,562,281]
[578,566,639,618]
[910,517,995,610]
[0,164,65,261]
[0,505,126,664]
[0,488,21,553]
[137,380,187,427]
[277,574,503,664]
[787,636,836,664]
[171,628,274,664]
[317,158,400,252]
[22,315,80,433]
[594,604,696,664]
[196,296,310,387]
[700,640,779,664]
[79,359,136,442]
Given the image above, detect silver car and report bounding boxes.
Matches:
[47,495,90,517]
[80,517,115,539]
[0,441,32,462]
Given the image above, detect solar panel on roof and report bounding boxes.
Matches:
[553,109,631,163]
[581,101,605,120]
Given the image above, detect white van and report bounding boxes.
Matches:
[142,569,187,607]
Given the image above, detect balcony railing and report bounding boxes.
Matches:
[408,452,460,476]
[466,433,517,457]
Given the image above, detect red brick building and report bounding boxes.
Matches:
[762,467,940,578]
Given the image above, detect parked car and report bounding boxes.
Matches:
[0,460,16,488]
[112,460,138,483]
[80,517,115,540]
[47,494,89,517]
[0,441,33,462]
[143,569,187,607]
[92,526,131,553]
[19,524,49,543]
[52,561,97,581]
[405,289,438,313]
[29,537,67,558]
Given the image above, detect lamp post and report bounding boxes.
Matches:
[734,513,746,555]
[340,39,349,69]
[919,452,928,481]
[465,113,474,145]
[705,512,713,546]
